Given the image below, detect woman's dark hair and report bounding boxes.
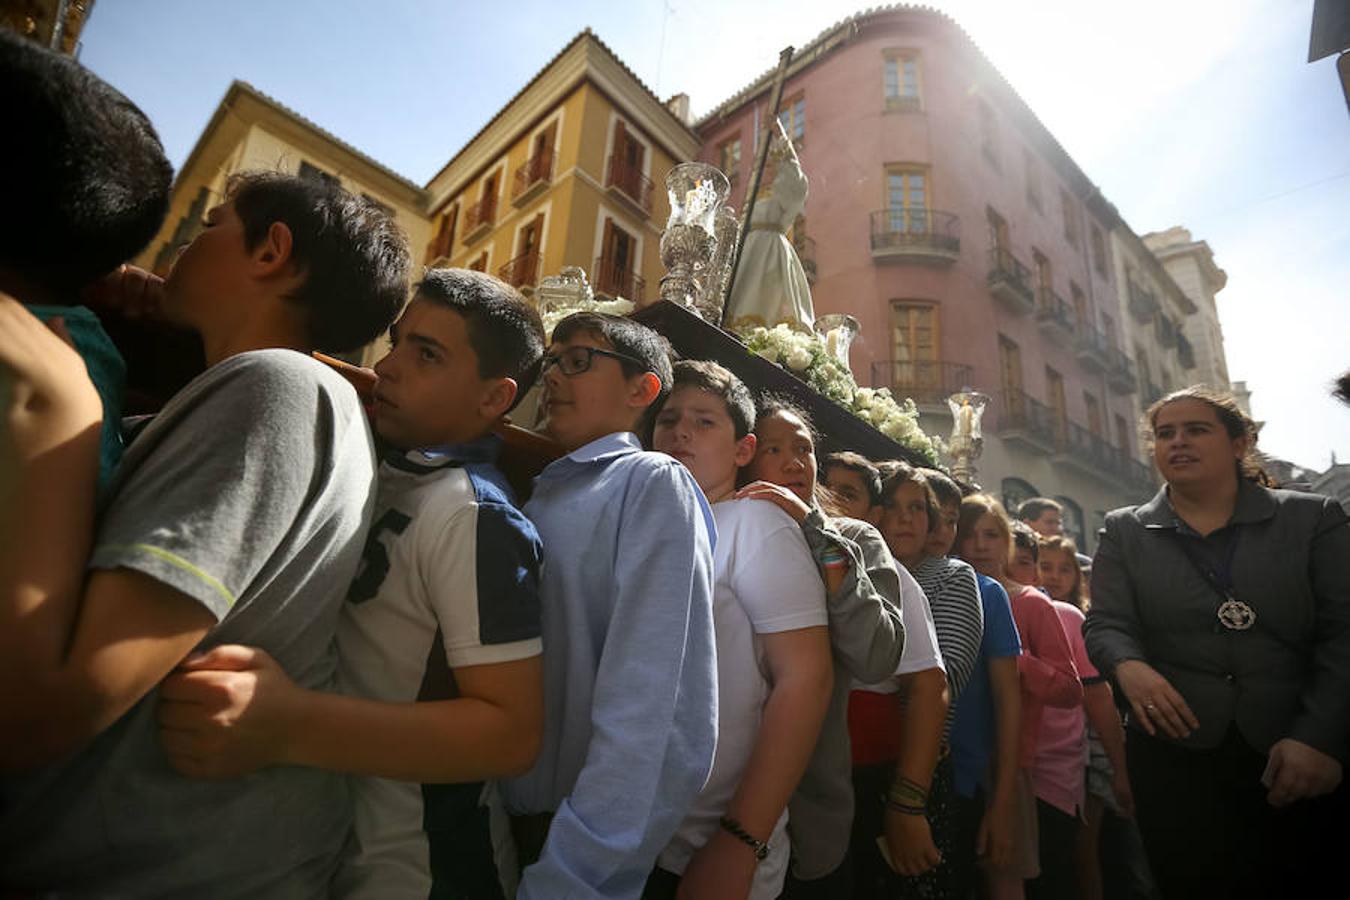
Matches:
[414,268,545,410]
[1144,386,1272,486]
[751,395,844,516]
[228,171,411,353]
[0,29,172,296]
[880,462,940,533]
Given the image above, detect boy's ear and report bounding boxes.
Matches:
[625,371,663,409]
[480,377,519,422]
[250,222,296,278]
[733,432,757,467]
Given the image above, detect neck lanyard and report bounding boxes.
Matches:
[1169,527,1256,632]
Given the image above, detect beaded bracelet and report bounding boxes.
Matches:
[719,815,770,861]
[886,799,927,816]
[887,776,929,809]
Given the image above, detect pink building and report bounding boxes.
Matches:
[696,5,1153,549]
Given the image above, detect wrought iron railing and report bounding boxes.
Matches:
[997,389,1058,446]
[606,154,654,214]
[1036,288,1075,333]
[496,251,540,289]
[592,255,646,303]
[512,149,554,202]
[870,209,961,255]
[463,193,497,236]
[988,247,1034,298]
[869,360,976,407]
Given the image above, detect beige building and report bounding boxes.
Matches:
[1142,226,1232,393]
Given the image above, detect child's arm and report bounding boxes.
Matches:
[977,655,1023,866]
[1017,593,1083,709]
[883,665,949,875]
[676,626,833,900]
[1083,681,1133,816]
[160,645,543,781]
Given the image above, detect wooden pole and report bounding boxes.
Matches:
[720,46,794,328]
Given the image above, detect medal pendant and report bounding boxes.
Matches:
[1217,598,1256,631]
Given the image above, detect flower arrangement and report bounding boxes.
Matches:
[540,296,635,340]
[736,322,942,465]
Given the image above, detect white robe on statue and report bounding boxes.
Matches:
[726,133,815,329]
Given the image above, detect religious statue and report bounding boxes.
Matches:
[725,118,814,329]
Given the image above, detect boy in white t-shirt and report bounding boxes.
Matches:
[648,360,834,900]
[153,269,547,899]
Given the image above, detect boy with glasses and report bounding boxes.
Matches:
[502,313,718,900]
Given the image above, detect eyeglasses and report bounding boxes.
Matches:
[541,345,650,377]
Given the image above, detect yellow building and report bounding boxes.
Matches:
[136,80,431,283]
[423,29,701,306]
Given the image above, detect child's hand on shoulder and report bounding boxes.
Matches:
[82,263,166,320]
[157,644,301,779]
[733,480,811,524]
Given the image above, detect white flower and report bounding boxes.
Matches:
[786,347,813,372]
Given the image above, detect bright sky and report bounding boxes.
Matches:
[79,0,1349,469]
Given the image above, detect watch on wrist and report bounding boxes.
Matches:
[719,815,770,861]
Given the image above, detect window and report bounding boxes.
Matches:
[1033,250,1052,297]
[1061,189,1081,247]
[504,213,544,288]
[999,334,1023,397]
[777,94,805,143]
[1024,148,1043,212]
[468,251,487,272]
[425,204,458,264]
[987,207,1010,253]
[1070,281,1087,330]
[887,167,929,232]
[299,161,339,189]
[718,137,741,183]
[1055,496,1087,551]
[1090,224,1108,275]
[884,50,922,110]
[1115,413,1133,456]
[1102,313,1118,349]
[608,120,650,213]
[1084,392,1103,437]
[975,98,999,168]
[890,302,939,390]
[597,218,640,300]
[1002,477,1040,514]
[1046,367,1067,439]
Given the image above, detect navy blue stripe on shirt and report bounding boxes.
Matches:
[466,470,543,646]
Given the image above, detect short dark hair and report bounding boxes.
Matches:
[414,268,545,410]
[823,451,883,506]
[920,467,962,510]
[1016,497,1062,522]
[755,394,818,445]
[1336,371,1350,407]
[227,171,411,353]
[665,359,756,438]
[1011,520,1041,562]
[0,29,172,296]
[881,461,939,532]
[551,311,674,396]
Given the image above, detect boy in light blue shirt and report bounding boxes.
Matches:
[502,312,718,900]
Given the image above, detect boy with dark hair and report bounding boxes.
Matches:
[821,450,884,523]
[0,171,411,896]
[500,313,718,900]
[0,28,172,487]
[1016,497,1064,536]
[152,268,547,899]
[649,361,833,899]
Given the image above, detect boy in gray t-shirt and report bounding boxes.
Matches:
[0,172,410,898]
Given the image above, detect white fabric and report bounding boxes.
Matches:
[658,499,827,899]
[854,561,945,693]
[726,133,815,328]
[335,457,541,899]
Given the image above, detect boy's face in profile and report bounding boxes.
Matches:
[539,331,653,451]
[924,500,960,558]
[822,465,877,523]
[1007,547,1039,586]
[372,298,506,450]
[651,385,754,497]
[163,201,249,328]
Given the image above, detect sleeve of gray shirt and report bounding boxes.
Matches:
[1083,511,1150,676]
[800,511,906,682]
[1291,497,1350,761]
[88,351,357,622]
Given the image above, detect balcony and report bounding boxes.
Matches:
[884,93,923,113]
[1105,346,1138,395]
[870,209,960,265]
[870,360,976,412]
[1177,332,1196,369]
[1052,420,1118,482]
[987,247,1036,314]
[1074,322,1112,374]
[462,195,497,244]
[606,154,654,216]
[1156,315,1179,348]
[592,255,646,304]
[1035,288,1076,342]
[793,232,818,282]
[996,390,1058,454]
[497,251,540,291]
[1141,378,1165,406]
[1127,277,1159,321]
[512,149,554,206]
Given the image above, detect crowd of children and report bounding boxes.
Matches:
[4,29,1347,900]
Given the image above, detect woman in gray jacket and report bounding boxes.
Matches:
[1083,387,1349,898]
